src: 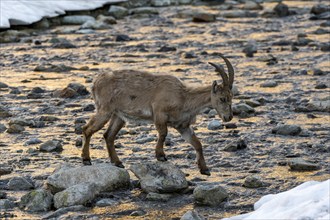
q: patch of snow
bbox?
[0,0,125,28]
[223,179,330,220]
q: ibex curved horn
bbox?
[218,53,234,89]
[208,62,229,88]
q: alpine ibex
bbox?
[82,54,234,176]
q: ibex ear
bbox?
[212,81,218,94]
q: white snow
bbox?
[223,179,330,220]
[0,0,125,28]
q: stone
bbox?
[129,7,159,15]
[151,0,171,7]
[288,158,321,171]
[54,182,98,209]
[243,175,264,188]
[260,81,278,88]
[95,198,117,207]
[207,109,217,118]
[115,34,131,42]
[181,210,205,220]
[53,88,79,99]
[0,199,15,210]
[192,13,216,22]
[146,192,172,202]
[9,118,33,127]
[0,106,12,118]
[311,4,330,15]
[34,64,76,72]
[315,83,327,89]
[0,124,7,133]
[306,99,330,112]
[274,3,290,17]
[42,205,88,219]
[0,30,29,43]
[272,124,302,136]
[67,83,89,96]
[320,43,330,52]
[221,10,258,18]
[7,176,34,190]
[312,69,326,76]
[244,1,263,10]
[0,82,8,88]
[97,15,116,25]
[0,165,12,175]
[158,46,176,52]
[52,39,77,49]
[81,20,111,30]
[243,42,257,57]
[224,139,247,152]
[40,140,63,152]
[46,164,130,193]
[6,124,25,134]
[232,103,255,115]
[193,185,228,206]
[245,100,261,107]
[61,15,95,25]
[24,138,42,146]
[19,189,53,212]
[130,161,188,193]
[207,120,223,130]
[108,5,128,19]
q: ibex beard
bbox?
[81,54,234,176]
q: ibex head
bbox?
[209,54,234,122]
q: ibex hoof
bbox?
[82,159,92,166]
[115,162,125,168]
[156,156,168,162]
[200,169,211,176]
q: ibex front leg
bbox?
[177,127,210,176]
[154,113,168,162]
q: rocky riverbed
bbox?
[0,0,329,219]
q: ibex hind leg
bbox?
[81,111,112,165]
[104,114,125,168]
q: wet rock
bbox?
[193,185,228,206]
[151,0,171,7]
[34,64,76,73]
[320,43,330,52]
[192,13,216,22]
[243,175,265,188]
[0,199,15,210]
[19,189,53,212]
[6,124,25,134]
[274,2,290,17]
[0,82,8,88]
[0,124,7,133]
[24,138,42,146]
[311,4,330,15]
[0,165,12,176]
[146,192,172,202]
[242,42,257,57]
[0,106,12,118]
[54,182,98,209]
[130,161,188,193]
[288,158,321,171]
[221,10,258,18]
[46,164,130,193]
[244,1,263,10]
[207,120,223,130]
[260,81,278,88]
[224,139,247,152]
[39,140,63,152]
[129,7,159,15]
[272,124,302,136]
[108,5,129,19]
[7,177,34,190]
[181,210,205,220]
[232,103,255,115]
[95,198,117,207]
[158,46,176,52]
[42,205,88,219]
[315,83,327,89]
[61,15,95,25]
[115,34,131,42]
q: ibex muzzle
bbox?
[81,54,235,176]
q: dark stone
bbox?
[274,3,290,17]
[320,43,330,52]
[315,83,327,89]
[83,104,95,111]
[158,46,177,52]
[34,64,76,72]
[115,34,131,42]
[311,4,330,15]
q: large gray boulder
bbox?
[19,189,53,212]
[130,161,188,193]
[7,176,34,190]
[181,210,205,220]
[193,185,228,206]
[54,182,98,209]
[61,15,95,25]
[46,164,130,193]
